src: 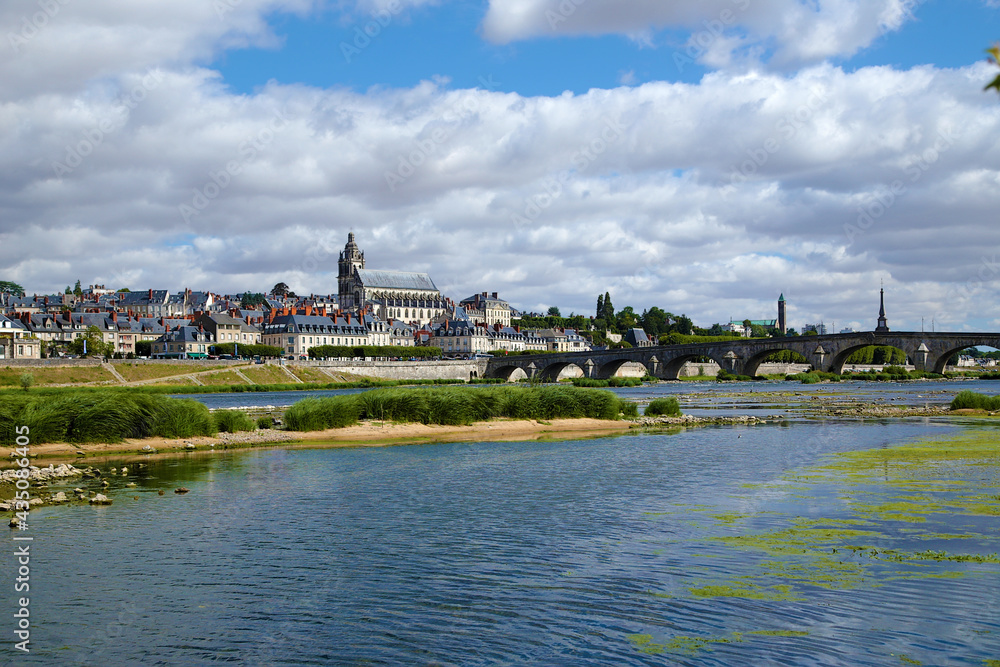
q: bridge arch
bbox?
[597,359,648,379]
[488,365,528,382]
[661,353,728,380]
[831,343,909,375]
[743,348,812,378]
[930,342,1000,374]
[538,361,585,382]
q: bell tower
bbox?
[338,233,365,309]
[875,288,889,332]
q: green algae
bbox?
[626,634,665,655]
[689,581,804,601]
[897,654,922,665]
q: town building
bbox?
[261,312,369,358]
[0,314,41,359]
[151,326,215,359]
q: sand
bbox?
[4,418,635,466]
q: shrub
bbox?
[645,397,681,417]
[256,415,273,429]
[951,391,1000,411]
[214,409,256,433]
[19,373,34,391]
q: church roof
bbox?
[356,269,437,292]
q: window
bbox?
[288,337,294,345]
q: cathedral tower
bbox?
[338,233,365,309]
[777,293,786,334]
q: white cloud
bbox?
[481,0,918,69]
[2,0,1000,331]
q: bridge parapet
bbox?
[483,332,1000,380]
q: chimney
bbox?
[305,304,313,316]
[148,289,153,301]
[111,311,118,322]
[320,305,327,317]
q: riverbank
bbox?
[2,418,636,467]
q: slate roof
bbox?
[357,270,437,292]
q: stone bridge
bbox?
[484,332,1000,381]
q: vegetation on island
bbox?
[283,385,639,431]
[950,391,1000,412]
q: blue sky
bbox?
[213,0,1000,96]
[2,0,1000,331]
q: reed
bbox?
[213,409,256,433]
[644,397,681,417]
[951,390,1000,411]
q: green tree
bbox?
[986,43,1000,94]
[547,306,561,317]
[240,292,267,309]
[640,307,669,337]
[615,306,637,332]
[596,294,604,319]
[135,341,152,357]
[69,325,111,357]
[73,280,83,296]
[65,286,72,294]
[0,281,25,298]
[673,314,694,335]
[601,292,615,322]
[271,282,290,297]
[19,373,34,391]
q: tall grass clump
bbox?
[645,397,681,417]
[0,391,217,444]
[149,398,217,439]
[283,396,361,432]
[214,409,256,433]
[951,391,1000,411]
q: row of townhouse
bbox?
[425,321,598,356]
[0,314,41,359]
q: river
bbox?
[3,381,999,664]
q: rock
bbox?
[111,468,117,473]
[9,516,20,528]
[157,490,165,496]
[184,443,196,450]
[89,494,112,505]
[73,488,85,494]
[100,480,110,488]
[27,498,44,507]
[174,487,190,494]
[0,501,11,511]
[51,492,68,503]
[76,451,86,456]
[125,482,137,487]
[120,467,128,476]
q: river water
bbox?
[4,382,1000,665]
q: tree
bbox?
[73,280,83,296]
[117,288,131,293]
[271,282,290,297]
[547,306,561,317]
[986,43,1000,94]
[240,292,267,309]
[596,294,604,319]
[616,306,638,332]
[136,341,152,357]
[19,373,34,391]
[0,281,25,298]
[65,286,72,294]
[69,325,111,357]
[601,292,615,322]
[674,314,694,336]
[640,307,669,337]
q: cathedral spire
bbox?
[875,287,889,332]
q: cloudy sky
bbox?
[2,0,999,332]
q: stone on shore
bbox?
[89,494,112,505]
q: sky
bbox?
[1,0,999,333]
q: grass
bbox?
[282,385,639,432]
[645,397,681,417]
[0,389,216,444]
[570,377,644,388]
[112,362,227,382]
[198,370,251,386]
[285,365,333,383]
[950,390,1000,411]
[213,409,256,433]
[0,365,115,386]
[241,365,294,384]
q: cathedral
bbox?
[337,233,449,326]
